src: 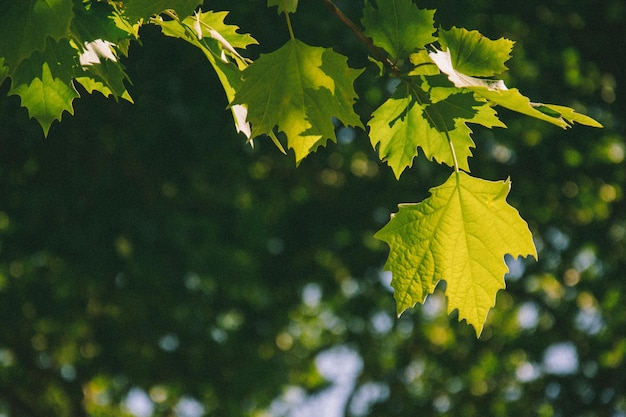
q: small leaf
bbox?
[10,62,79,136]
[375,171,537,336]
[536,104,603,128]
[155,11,257,139]
[368,80,503,178]
[232,39,363,162]
[121,0,202,22]
[267,0,299,14]
[438,26,514,77]
[362,0,436,60]
[429,49,602,128]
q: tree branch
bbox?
[320,0,399,75]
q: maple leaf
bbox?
[375,171,537,336]
[0,0,74,71]
[121,0,202,22]
[362,0,436,61]
[155,11,258,139]
[10,62,78,136]
[438,26,514,77]
[267,0,299,14]
[368,80,504,178]
[232,39,364,162]
[429,48,603,129]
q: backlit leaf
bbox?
[267,0,299,14]
[368,80,504,178]
[10,62,78,136]
[375,171,537,336]
[438,26,514,77]
[362,0,435,61]
[232,39,363,162]
[121,0,202,22]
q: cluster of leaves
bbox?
[0,0,601,335]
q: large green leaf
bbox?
[376,171,537,336]
[232,39,363,162]
[362,0,435,61]
[368,80,504,178]
[0,0,74,71]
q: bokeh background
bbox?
[0,0,624,416]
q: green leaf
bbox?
[71,1,131,45]
[0,0,74,71]
[0,58,8,85]
[77,58,133,102]
[535,104,603,128]
[375,171,537,336]
[438,26,514,77]
[429,48,603,128]
[267,0,299,14]
[121,0,202,22]
[10,62,79,136]
[154,11,257,138]
[232,39,363,162]
[362,0,436,61]
[368,80,504,178]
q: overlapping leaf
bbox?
[375,171,537,336]
[438,27,514,77]
[362,0,435,61]
[368,79,504,178]
[429,41,602,128]
[0,0,74,71]
[155,10,257,138]
[120,0,202,22]
[267,0,299,14]
[232,39,363,162]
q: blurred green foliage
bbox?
[0,1,624,416]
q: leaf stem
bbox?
[446,131,460,173]
[319,0,399,75]
[284,9,296,40]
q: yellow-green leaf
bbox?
[232,39,363,162]
[10,62,79,136]
[375,171,537,336]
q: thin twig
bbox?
[319,0,399,75]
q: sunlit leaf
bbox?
[232,39,363,162]
[375,171,537,336]
[438,26,514,77]
[267,0,299,14]
[10,62,78,136]
[362,0,435,60]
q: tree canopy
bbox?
[0,1,624,416]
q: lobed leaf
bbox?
[120,0,203,22]
[362,0,435,61]
[0,0,74,71]
[429,48,603,128]
[232,39,363,162]
[10,62,79,136]
[438,26,514,77]
[267,0,299,14]
[375,171,537,336]
[368,79,504,178]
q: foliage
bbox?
[0,0,602,337]
[3,0,621,415]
